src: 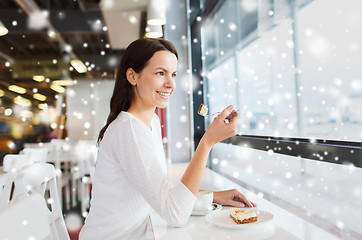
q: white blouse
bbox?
[79,111,196,240]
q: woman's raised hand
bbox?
[203,105,240,147]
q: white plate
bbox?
[206,209,273,229]
[191,203,222,216]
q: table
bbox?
[0,166,6,188]
[150,163,340,240]
[0,166,7,186]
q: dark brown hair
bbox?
[97,38,178,142]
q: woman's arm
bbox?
[180,137,213,195]
[181,105,239,195]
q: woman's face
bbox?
[130,50,177,109]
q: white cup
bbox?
[192,190,214,212]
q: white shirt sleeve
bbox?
[108,117,196,227]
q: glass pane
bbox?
[237,19,298,136]
[206,57,238,120]
[239,0,258,39]
[215,0,240,55]
[201,0,240,70]
[201,21,217,69]
[297,0,362,141]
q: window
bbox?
[236,19,297,137]
[297,0,362,141]
[193,0,362,238]
[202,0,362,141]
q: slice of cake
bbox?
[230,207,258,224]
[198,104,208,116]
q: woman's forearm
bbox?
[181,137,213,196]
[181,105,239,196]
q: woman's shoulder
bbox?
[111,111,137,129]
[102,112,144,142]
[111,111,153,132]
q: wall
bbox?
[66,80,114,140]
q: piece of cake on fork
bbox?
[198,104,209,116]
[230,207,258,224]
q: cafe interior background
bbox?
[0,0,361,239]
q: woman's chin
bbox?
[156,102,168,109]
[157,105,168,109]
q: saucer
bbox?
[206,209,273,229]
[191,203,222,216]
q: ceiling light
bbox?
[8,85,26,94]
[145,24,163,38]
[38,103,48,110]
[47,29,56,38]
[50,84,65,93]
[33,93,46,101]
[52,80,74,86]
[14,96,31,107]
[0,89,4,97]
[147,0,166,25]
[4,108,12,116]
[28,10,48,30]
[20,110,33,119]
[70,59,87,73]
[53,69,74,86]
[64,44,72,53]
[33,75,45,82]
[0,21,8,36]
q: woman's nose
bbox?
[164,75,176,88]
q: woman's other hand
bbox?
[203,105,240,146]
[213,189,257,208]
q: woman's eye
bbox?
[157,72,164,76]
[172,73,177,78]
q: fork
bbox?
[201,110,240,117]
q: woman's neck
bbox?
[127,105,155,130]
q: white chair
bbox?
[23,142,54,149]
[0,154,29,211]
[73,140,97,217]
[21,147,49,163]
[14,162,70,240]
[23,141,72,211]
[0,194,51,240]
[22,146,70,210]
[50,139,73,210]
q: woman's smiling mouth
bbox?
[157,91,171,99]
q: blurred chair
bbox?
[23,142,54,149]
[50,139,73,210]
[14,162,70,240]
[0,154,29,211]
[23,140,72,211]
[21,147,49,163]
[72,140,97,217]
[0,194,51,240]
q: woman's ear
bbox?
[126,68,137,86]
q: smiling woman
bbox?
[79,38,254,239]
